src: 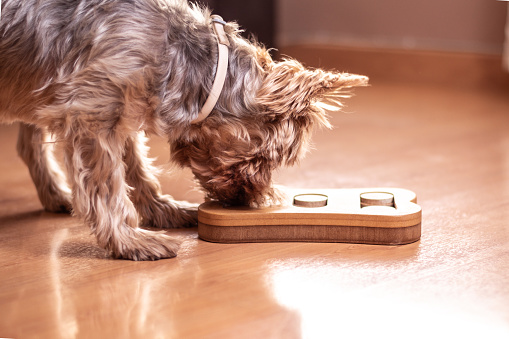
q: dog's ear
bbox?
[256,59,368,125]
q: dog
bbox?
[0,0,368,260]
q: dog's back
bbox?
[0,0,201,125]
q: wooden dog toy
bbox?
[198,188,421,245]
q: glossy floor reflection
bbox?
[2,71,509,337]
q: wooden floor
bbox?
[1,46,509,338]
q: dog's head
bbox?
[171,23,368,207]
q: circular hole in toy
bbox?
[293,194,328,208]
[360,192,395,208]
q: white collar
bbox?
[191,15,230,124]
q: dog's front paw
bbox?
[140,195,198,229]
[110,229,181,261]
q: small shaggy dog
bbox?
[0,0,368,260]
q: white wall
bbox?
[277,0,508,55]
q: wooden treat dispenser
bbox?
[198,188,421,245]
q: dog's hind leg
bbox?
[16,123,72,212]
[124,132,198,229]
[64,128,180,260]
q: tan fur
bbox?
[0,0,368,260]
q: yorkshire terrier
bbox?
[0,0,368,260]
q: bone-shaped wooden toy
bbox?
[197,188,421,245]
